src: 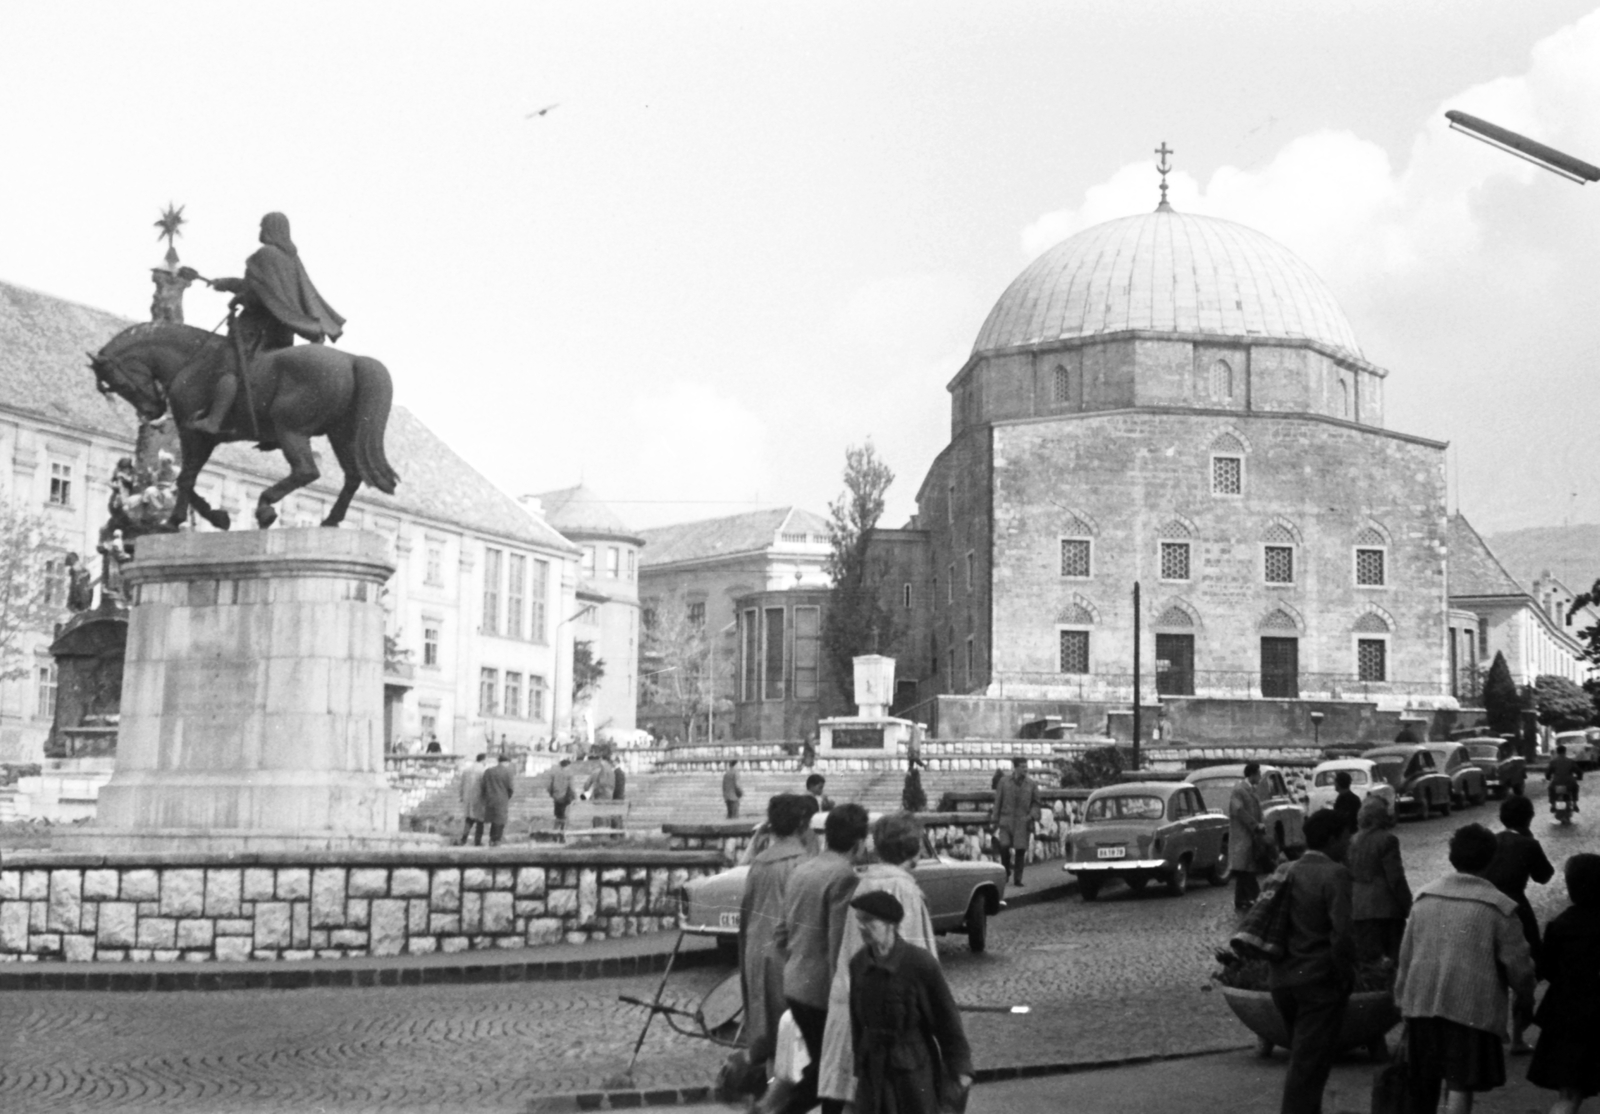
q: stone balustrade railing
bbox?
[0,847,722,964]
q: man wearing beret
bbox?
[848,890,973,1114]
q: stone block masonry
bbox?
[0,847,720,964]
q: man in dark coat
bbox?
[480,755,516,845]
[1548,744,1583,812]
[547,758,575,830]
[1228,763,1268,910]
[1270,809,1356,1114]
[1331,771,1362,833]
[1485,792,1555,1051]
[847,889,972,1114]
[990,756,1040,886]
[196,212,346,435]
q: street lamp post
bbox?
[1446,110,1600,183]
[1310,710,1325,751]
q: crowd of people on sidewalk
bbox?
[1222,776,1600,1114]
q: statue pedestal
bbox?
[80,530,410,852]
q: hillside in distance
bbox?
[1483,524,1600,594]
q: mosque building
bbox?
[876,172,1472,744]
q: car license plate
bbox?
[719,912,740,928]
[1096,846,1126,859]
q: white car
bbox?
[1306,758,1395,815]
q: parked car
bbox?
[1423,743,1488,808]
[1186,764,1307,856]
[1305,758,1396,815]
[678,836,1008,954]
[1363,745,1453,819]
[1462,738,1526,799]
[1063,781,1230,901]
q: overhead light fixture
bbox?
[1445,110,1600,185]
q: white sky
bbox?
[4,2,1600,534]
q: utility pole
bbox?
[1131,582,1141,772]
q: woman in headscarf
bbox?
[1347,795,1411,963]
[817,812,939,1109]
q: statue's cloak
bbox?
[242,214,345,343]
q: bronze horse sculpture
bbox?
[88,323,399,531]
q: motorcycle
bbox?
[1552,782,1575,826]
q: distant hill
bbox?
[1482,525,1600,594]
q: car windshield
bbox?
[1087,795,1165,822]
[1313,769,1368,787]
[1466,745,1501,760]
[1190,780,1233,812]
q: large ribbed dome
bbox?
[973,209,1363,361]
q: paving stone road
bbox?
[0,795,1588,1113]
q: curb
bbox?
[0,939,725,992]
[525,1044,1255,1111]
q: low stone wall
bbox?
[0,847,722,964]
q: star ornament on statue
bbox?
[525,103,560,119]
[154,203,186,248]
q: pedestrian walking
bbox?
[1527,853,1600,1114]
[723,759,744,819]
[800,733,817,770]
[846,889,973,1114]
[773,803,869,1114]
[1347,795,1410,964]
[901,762,927,813]
[1270,809,1357,1114]
[739,794,818,1069]
[1331,771,1361,833]
[1485,793,1554,1051]
[458,753,488,846]
[1396,823,1536,1114]
[805,773,835,813]
[547,758,575,830]
[586,755,617,829]
[480,754,516,846]
[818,812,942,1111]
[990,756,1040,886]
[1228,762,1269,910]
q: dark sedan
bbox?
[1364,744,1453,818]
[1464,739,1526,799]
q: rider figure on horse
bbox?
[193,212,345,435]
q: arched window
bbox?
[1211,360,1233,401]
[1339,379,1351,418]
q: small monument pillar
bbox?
[77,529,406,851]
[818,653,916,758]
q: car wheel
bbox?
[1127,875,1149,894]
[1439,794,1452,816]
[965,895,988,953]
[1079,877,1102,902]
[1210,838,1232,886]
[1166,859,1189,897]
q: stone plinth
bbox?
[817,715,916,756]
[88,530,402,849]
[852,654,896,719]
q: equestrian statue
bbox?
[87,212,399,531]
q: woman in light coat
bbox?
[1227,763,1267,910]
[1347,795,1410,962]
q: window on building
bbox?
[1053,365,1083,406]
[529,675,547,721]
[506,554,526,640]
[965,551,975,590]
[1355,548,1386,586]
[1264,546,1295,585]
[530,559,549,643]
[763,607,786,701]
[1339,379,1351,419]
[1059,630,1090,675]
[1060,538,1092,578]
[643,607,658,635]
[605,547,619,578]
[422,624,440,668]
[1155,633,1195,696]
[741,608,759,701]
[903,583,912,609]
[793,605,820,700]
[1357,639,1387,682]
[425,543,444,586]
[626,550,636,580]
[43,556,66,608]
[1210,360,1233,400]
[580,547,595,575]
[419,707,438,740]
[1159,541,1191,582]
[478,668,498,715]
[947,646,957,686]
[482,547,502,635]
[688,601,706,629]
[947,483,955,524]
[503,671,523,719]
[36,661,57,719]
[1479,626,1488,658]
[1212,456,1242,495]
[1260,637,1299,698]
[965,637,975,689]
[48,462,72,507]
[947,564,955,604]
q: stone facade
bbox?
[0,848,721,963]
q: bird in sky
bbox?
[525,103,560,119]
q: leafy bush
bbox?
[1058,745,1126,788]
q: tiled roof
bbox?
[1447,513,1526,599]
[0,278,572,553]
[973,209,1365,362]
[534,485,642,543]
[639,506,830,567]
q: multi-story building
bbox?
[0,278,579,762]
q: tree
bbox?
[0,496,61,682]
[572,640,606,702]
[822,442,897,710]
[639,593,731,743]
[1481,651,1522,736]
[1534,674,1593,730]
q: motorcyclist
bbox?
[1547,744,1582,813]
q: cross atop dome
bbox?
[1155,142,1174,211]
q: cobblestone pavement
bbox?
[0,796,1586,1113]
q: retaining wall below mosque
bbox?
[0,847,722,964]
